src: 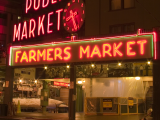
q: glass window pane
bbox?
[124,24,135,32]
[124,0,134,8]
[111,0,122,10]
[111,26,122,34]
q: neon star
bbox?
[66,10,78,31]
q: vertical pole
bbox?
[90,78,92,97]
[4,43,14,104]
[90,68,92,97]
[153,59,160,120]
[3,66,14,104]
[69,64,76,120]
[153,30,160,120]
[41,80,49,114]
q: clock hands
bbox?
[66,10,78,31]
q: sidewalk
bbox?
[0,112,145,120]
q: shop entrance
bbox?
[6,31,156,120]
[13,66,70,114]
[75,61,153,115]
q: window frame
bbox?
[109,0,135,11]
[109,22,135,35]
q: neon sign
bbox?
[13,0,85,42]
[13,9,63,42]
[26,0,61,13]
[54,81,69,87]
[10,33,154,66]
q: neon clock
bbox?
[63,0,85,33]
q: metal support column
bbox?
[69,64,76,120]
[41,80,49,114]
[153,59,160,120]
[153,30,160,120]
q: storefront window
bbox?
[13,67,69,112]
[76,62,153,114]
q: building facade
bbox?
[1,0,160,120]
[0,0,20,103]
[85,0,160,37]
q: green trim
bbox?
[12,34,153,49]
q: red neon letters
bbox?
[29,50,36,62]
[37,49,46,61]
[13,23,21,41]
[137,40,147,55]
[51,0,57,4]
[38,15,45,36]
[56,9,63,31]
[90,45,101,58]
[103,44,112,57]
[80,40,147,59]
[64,47,71,60]
[80,46,90,58]
[47,49,54,61]
[127,41,136,56]
[29,19,36,38]
[26,0,32,13]
[54,81,69,87]
[15,47,71,63]
[15,51,21,63]
[42,0,49,8]
[34,0,40,10]
[47,12,54,33]
[113,42,123,57]
[20,52,29,62]
[13,9,64,41]
[21,21,28,40]
[13,40,149,65]
[26,0,60,13]
[55,48,62,60]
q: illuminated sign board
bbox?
[54,81,69,87]
[13,0,85,42]
[9,33,155,66]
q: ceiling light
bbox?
[148,61,151,65]
[91,64,94,67]
[67,65,70,68]
[135,77,140,80]
[78,81,82,84]
[118,63,121,66]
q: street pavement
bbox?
[0,112,145,120]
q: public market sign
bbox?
[13,0,85,42]
[9,33,154,66]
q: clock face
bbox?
[63,0,85,33]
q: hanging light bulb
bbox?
[118,63,121,66]
[147,61,151,65]
[44,66,47,70]
[91,64,95,67]
[67,65,70,68]
[19,80,22,83]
